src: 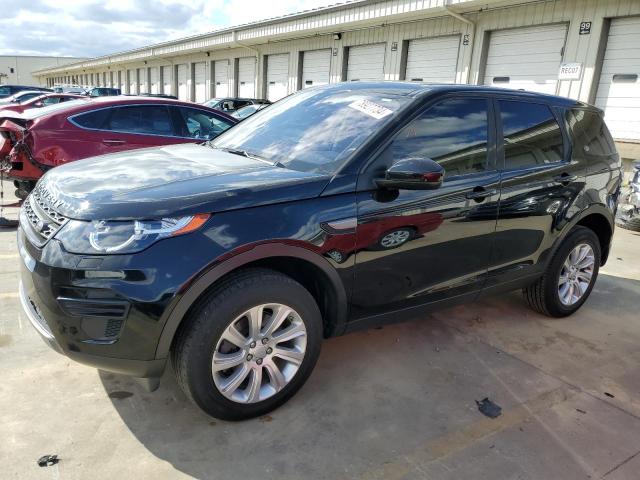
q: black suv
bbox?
[18,83,621,420]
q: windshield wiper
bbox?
[214,146,285,168]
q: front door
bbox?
[351,96,500,321]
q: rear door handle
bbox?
[553,173,577,185]
[465,188,497,200]
[102,139,126,146]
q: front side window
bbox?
[500,100,564,169]
[175,107,234,139]
[211,88,411,174]
[107,105,173,136]
[386,97,491,178]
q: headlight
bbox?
[55,214,210,254]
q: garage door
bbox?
[302,49,331,88]
[595,16,640,141]
[162,66,172,95]
[194,62,207,103]
[238,57,256,97]
[483,24,567,94]
[119,71,126,92]
[128,69,137,94]
[405,35,460,83]
[177,64,188,100]
[150,67,159,94]
[347,44,385,81]
[214,60,229,97]
[266,54,289,101]
[138,68,148,94]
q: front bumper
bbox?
[18,226,170,378]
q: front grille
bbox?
[20,185,68,247]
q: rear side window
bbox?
[499,100,564,169]
[566,109,616,156]
[107,106,173,135]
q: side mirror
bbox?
[375,158,444,190]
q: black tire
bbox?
[171,268,323,420]
[523,226,601,318]
[618,215,640,232]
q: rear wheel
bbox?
[523,226,600,317]
[172,268,322,420]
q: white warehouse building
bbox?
[33,0,640,163]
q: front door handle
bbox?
[102,139,126,146]
[553,173,577,185]
[465,187,497,201]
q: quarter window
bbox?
[566,109,616,156]
[387,98,491,177]
[499,100,564,169]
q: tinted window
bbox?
[566,109,616,156]
[500,100,564,168]
[107,106,173,135]
[175,107,234,139]
[42,97,61,105]
[0,86,10,96]
[388,98,491,177]
[72,108,111,129]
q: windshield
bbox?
[211,88,410,174]
[204,98,222,108]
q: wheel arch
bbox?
[155,243,349,359]
[573,208,614,265]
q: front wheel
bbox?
[523,226,600,317]
[172,268,323,420]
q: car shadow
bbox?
[98,273,640,479]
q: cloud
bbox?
[0,0,334,58]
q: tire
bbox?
[523,226,601,318]
[172,268,323,420]
[618,215,640,232]
[375,227,415,250]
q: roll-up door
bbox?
[128,69,137,94]
[238,57,256,97]
[214,60,229,97]
[405,35,460,83]
[302,49,331,88]
[595,16,640,141]
[119,71,126,92]
[266,54,289,101]
[138,68,148,94]
[194,62,207,103]
[347,44,385,81]
[177,64,188,100]
[483,24,567,94]
[150,67,159,94]
[162,66,172,95]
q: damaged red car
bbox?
[0,97,237,198]
[0,92,87,115]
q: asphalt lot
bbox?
[1,187,639,479]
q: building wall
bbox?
[35,0,640,160]
[0,56,86,87]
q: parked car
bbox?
[0,85,52,99]
[616,161,640,231]
[1,96,237,198]
[231,103,269,120]
[203,97,270,113]
[18,82,621,420]
[0,90,48,105]
[86,87,121,97]
[137,93,179,100]
[0,93,86,114]
[52,85,86,94]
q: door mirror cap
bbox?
[375,158,444,190]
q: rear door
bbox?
[352,96,499,321]
[484,97,583,289]
[69,104,179,158]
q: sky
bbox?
[0,0,336,58]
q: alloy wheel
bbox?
[211,303,307,404]
[558,243,595,306]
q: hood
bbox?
[39,143,331,220]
